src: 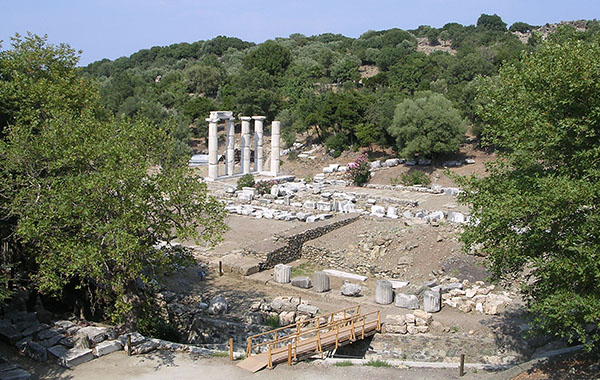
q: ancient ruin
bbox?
[205,111,280,180]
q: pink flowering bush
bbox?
[347,153,371,186]
[255,179,278,195]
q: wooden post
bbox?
[267,344,273,369]
[246,338,252,358]
[287,344,292,366]
[219,260,223,276]
[294,336,298,360]
[459,353,465,376]
[335,325,339,349]
[127,335,131,356]
[376,311,381,331]
[357,304,361,315]
[362,317,365,339]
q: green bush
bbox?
[287,150,298,161]
[236,174,255,190]
[265,315,280,328]
[400,171,431,186]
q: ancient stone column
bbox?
[313,272,330,293]
[271,120,280,176]
[273,264,291,284]
[423,290,441,313]
[241,116,252,174]
[225,119,235,176]
[252,116,266,172]
[206,117,218,179]
[375,280,393,304]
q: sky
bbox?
[2,0,599,66]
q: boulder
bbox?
[208,295,228,315]
[340,283,361,297]
[291,277,312,289]
[395,293,419,309]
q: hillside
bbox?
[81,15,599,161]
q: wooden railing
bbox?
[245,305,381,369]
[246,305,361,357]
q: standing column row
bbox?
[205,113,280,178]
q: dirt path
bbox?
[11,348,481,380]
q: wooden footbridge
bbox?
[236,305,381,372]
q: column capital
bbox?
[205,118,218,123]
[252,116,266,121]
[240,116,252,121]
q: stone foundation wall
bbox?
[250,215,359,269]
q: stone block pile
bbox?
[384,310,443,335]
[249,296,321,327]
[0,311,125,369]
[392,277,515,315]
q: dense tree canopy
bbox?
[388,92,467,158]
[0,34,226,322]
[459,29,600,348]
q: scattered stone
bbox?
[208,295,228,315]
[423,291,441,313]
[340,283,362,297]
[75,326,108,345]
[0,368,31,380]
[131,340,159,355]
[22,341,47,362]
[291,277,312,289]
[273,264,291,284]
[395,293,419,310]
[375,280,393,305]
[312,272,330,293]
[297,304,319,316]
[278,311,296,326]
[48,346,94,368]
[92,340,122,357]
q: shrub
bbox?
[400,170,431,186]
[364,360,392,367]
[236,174,255,190]
[254,180,277,195]
[346,153,371,186]
[334,361,354,367]
[265,315,280,328]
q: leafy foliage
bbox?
[0,34,227,321]
[400,170,431,186]
[459,30,600,349]
[388,92,466,158]
[236,174,255,190]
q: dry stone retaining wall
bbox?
[246,214,359,270]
